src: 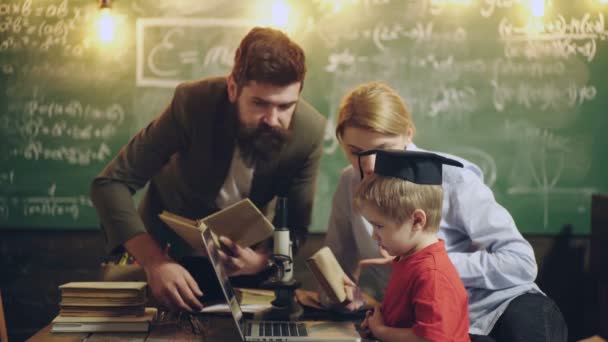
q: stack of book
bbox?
[52,282,156,333]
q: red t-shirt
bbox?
[382,240,470,342]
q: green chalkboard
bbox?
[1,0,607,234]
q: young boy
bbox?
[354,149,470,342]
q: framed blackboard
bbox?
[1,0,606,234]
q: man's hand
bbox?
[144,260,204,312]
[124,233,204,312]
[217,236,269,276]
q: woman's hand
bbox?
[343,274,366,311]
[359,246,395,268]
[317,273,366,311]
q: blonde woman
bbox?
[324,81,566,342]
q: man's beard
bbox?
[237,121,292,168]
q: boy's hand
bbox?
[358,309,374,338]
[367,305,385,336]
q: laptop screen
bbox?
[200,228,246,339]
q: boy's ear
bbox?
[411,209,427,231]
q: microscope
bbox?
[261,197,304,320]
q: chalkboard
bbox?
[1,0,607,234]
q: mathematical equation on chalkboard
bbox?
[0,0,606,231]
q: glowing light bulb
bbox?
[98,7,114,42]
[530,0,545,17]
[271,0,289,29]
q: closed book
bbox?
[59,282,147,299]
[159,198,274,254]
[59,305,145,317]
[306,247,348,305]
[52,321,150,333]
[60,295,146,306]
[52,307,156,333]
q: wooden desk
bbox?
[27,314,370,342]
[27,315,245,342]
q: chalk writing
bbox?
[0,171,15,186]
[500,14,607,61]
[22,100,125,125]
[318,21,466,51]
[1,61,124,82]
[429,86,477,118]
[491,58,566,78]
[136,18,254,88]
[0,0,90,56]
[480,0,518,18]
[5,117,117,140]
[12,141,112,166]
[502,120,597,227]
[22,195,91,220]
[491,81,596,111]
[0,198,7,220]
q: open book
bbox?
[306,247,349,305]
[159,198,274,254]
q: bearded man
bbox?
[90,27,326,311]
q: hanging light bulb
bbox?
[530,0,545,17]
[271,0,289,29]
[98,0,115,42]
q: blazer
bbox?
[90,77,326,259]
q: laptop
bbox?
[199,228,361,342]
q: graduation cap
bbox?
[356,149,464,183]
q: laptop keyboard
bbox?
[254,321,308,337]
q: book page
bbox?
[306,247,347,304]
[202,198,274,247]
[160,198,274,251]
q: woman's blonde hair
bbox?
[336,81,416,141]
[354,174,443,232]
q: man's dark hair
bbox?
[231,27,306,89]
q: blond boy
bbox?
[354,149,470,342]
